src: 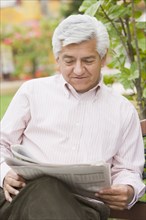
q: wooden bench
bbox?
[109,119,146,220]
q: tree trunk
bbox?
[135,80,146,119]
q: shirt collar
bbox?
[59,73,103,100]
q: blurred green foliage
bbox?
[1,18,59,79]
[79,0,146,119]
[60,0,83,17]
[103,74,116,86]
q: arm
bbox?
[0,82,31,201]
[96,106,145,209]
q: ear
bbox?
[56,57,60,71]
[56,57,59,63]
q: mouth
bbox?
[73,77,87,79]
[71,77,88,85]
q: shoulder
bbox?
[102,84,133,105]
[101,85,140,131]
[19,74,59,92]
[22,74,57,86]
[101,84,137,117]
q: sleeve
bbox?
[111,105,146,208]
[0,81,31,187]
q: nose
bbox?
[73,61,84,76]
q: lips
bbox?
[73,77,87,79]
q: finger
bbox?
[99,198,127,209]
[96,194,122,201]
[6,172,20,181]
[5,176,26,189]
[4,189,12,203]
[103,199,126,207]
[11,173,26,183]
[96,193,128,206]
[98,188,122,196]
[5,183,19,196]
[11,178,26,188]
[6,170,25,184]
[95,192,120,201]
[99,184,127,194]
[18,176,26,183]
[107,204,125,210]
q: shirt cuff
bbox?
[0,162,11,188]
[127,185,146,209]
[127,193,137,209]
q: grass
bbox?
[0,94,14,119]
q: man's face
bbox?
[57,38,105,93]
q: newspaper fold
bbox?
[5,145,111,199]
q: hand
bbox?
[95,184,134,210]
[3,169,26,202]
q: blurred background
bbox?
[0,0,84,118]
[0,0,83,81]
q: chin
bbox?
[76,88,88,93]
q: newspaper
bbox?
[5,145,111,199]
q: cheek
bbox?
[88,66,101,82]
[60,66,73,80]
[60,65,73,74]
[88,65,100,75]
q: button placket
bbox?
[71,100,86,152]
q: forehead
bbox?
[60,39,98,58]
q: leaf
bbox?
[129,62,139,80]
[132,0,142,3]
[138,38,146,52]
[129,70,139,80]
[107,5,130,19]
[103,74,116,85]
[79,0,97,13]
[118,69,133,89]
[143,88,146,98]
[141,70,146,80]
[85,2,102,16]
[136,22,146,30]
[134,10,142,19]
[107,56,120,69]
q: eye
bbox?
[64,59,75,65]
[84,59,95,64]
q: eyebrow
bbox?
[62,55,74,59]
[82,56,96,60]
[62,55,96,60]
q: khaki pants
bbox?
[0,176,109,220]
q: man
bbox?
[0,14,145,220]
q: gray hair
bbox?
[52,14,110,59]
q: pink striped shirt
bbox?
[0,74,145,207]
